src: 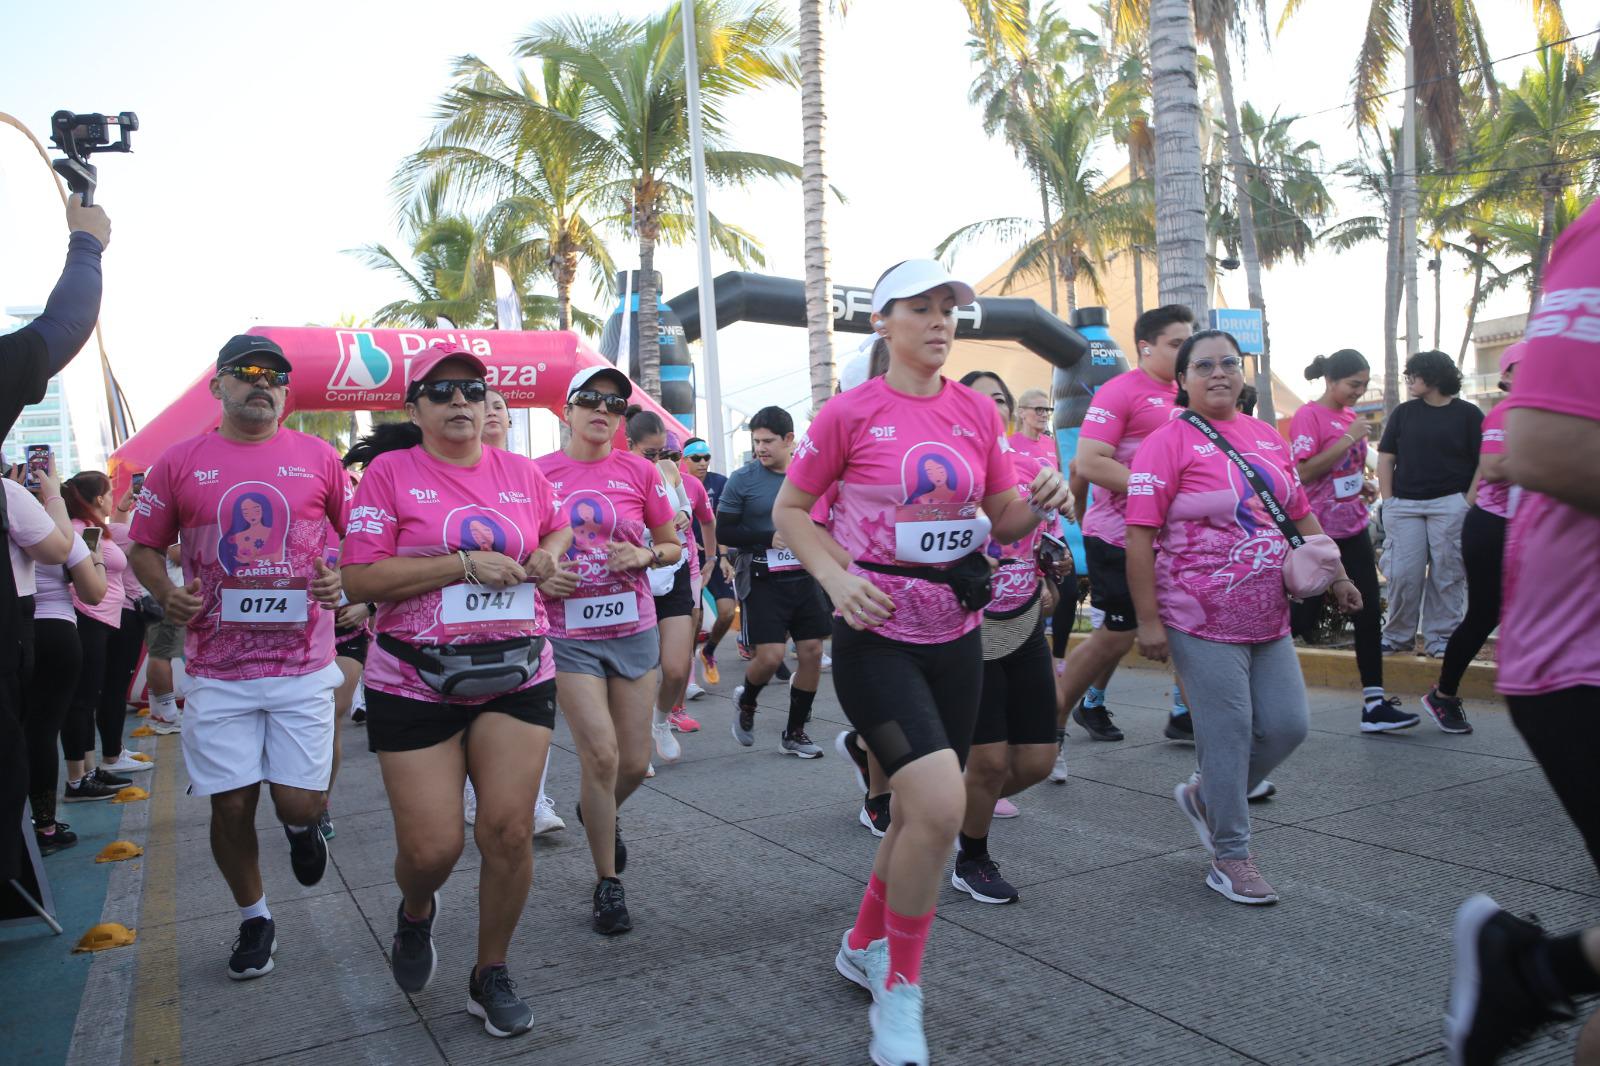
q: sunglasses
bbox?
[409,379,488,404]
[568,389,629,415]
[1189,356,1244,376]
[684,453,711,462]
[223,365,290,387]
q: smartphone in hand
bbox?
[25,445,51,489]
[81,526,103,552]
[131,472,146,495]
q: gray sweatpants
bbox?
[1379,494,1469,653]
[1167,631,1309,860]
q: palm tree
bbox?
[1097,35,1156,318]
[518,2,802,400]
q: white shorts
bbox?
[181,661,342,796]
[1089,606,1106,630]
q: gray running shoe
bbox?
[391,892,439,993]
[467,964,533,1038]
[731,686,755,746]
[780,730,823,759]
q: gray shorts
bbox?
[145,617,185,660]
[550,629,660,681]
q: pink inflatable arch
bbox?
[106,327,689,492]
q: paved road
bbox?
[4,652,1594,1065]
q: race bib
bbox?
[564,592,640,631]
[765,547,802,571]
[440,582,536,633]
[1334,473,1364,500]
[220,577,309,630]
[894,503,992,565]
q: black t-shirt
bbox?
[1378,397,1484,500]
[0,329,50,677]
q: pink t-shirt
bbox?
[1007,431,1061,472]
[130,428,349,681]
[1079,368,1180,547]
[34,530,92,623]
[683,472,714,587]
[1474,405,1515,520]
[986,449,1049,615]
[71,519,126,628]
[1289,402,1370,539]
[5,479,58,598]
[1498,200,1600,696]
[342,445,567,704]
[535,448,675,641]
[1126,412,1311,644]
[787,376,1013,645]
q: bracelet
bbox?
[458,549,480,585]
[42,496,63,506]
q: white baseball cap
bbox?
[566,364,633,400]
[870,259,977,314]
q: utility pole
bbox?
[681,1,730,471]
[1401,44,1420,363]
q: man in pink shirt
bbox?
[1446,200,1600,1065]
[129,335,346,982]
[1056,305,1193,744]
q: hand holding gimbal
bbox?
[49,110,137,207]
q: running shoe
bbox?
[1361,696,1422,733]
[731,688,755,746]
[467,964,534,1038]
[150,714,182,736]
[859,794,891,837]
[820,653,833,672]
[684,682,707,702]
[533,798,565,837]
[34,820,77,855]
[351,706,367,725]
[993,798,1020,818]
[645,762,655,778]
[1445,894,1576,1066]
[463,779,477,826]
[284,824,328,886]
[101,751,153,774]
[652,720,682,763]
[1247,779,1277,803]
[228,916,277,980]
[1163,712,1195,743]
[1071,699,1124,742]
[91,766,131,789]
[592,877,632,935]
[869,980,929,1066]
[318,808,335,840]
[1422,688,1474,734]
[391,892,439,994]
[1049,740,1069,784]
[836,730,870,793]
[700,650,721,685]
[668,706,701,732]
[63,775,118,803]
[835,929,889,1002]
[1207,857,1279,905]
[952,853,1019,904]
[1174,777,1214,855]
[780,730,823,759]
[575,802,627,873]
[737,639,753,661]
[1379,640,1415,655]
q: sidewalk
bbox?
[3,650,1593,1065]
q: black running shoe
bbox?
[228,916,277,980]
[1422,688,1474,734]
[91,766,131,789]
[284,824,328,886]
[836,731,870,793]
[952,852,1019,904]
[1361,696,1421,734]
[391,893,439,994]
[858,793,891,837]
[775,661,792,683]
[1446,895,1576,1065]
[1071,700,1124,742]
[468,964,534,1038]
[1163,712,1195,743]
[592,877,632,935]
[575,803,627,874]
[34,821,77,855]
[350,706,367,725]
[63,775,118,803]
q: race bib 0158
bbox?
[894,503,991,565]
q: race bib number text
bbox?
[441,582,537,633]
[894,504,992,565]
[564,592,641,630]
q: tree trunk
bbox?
[1148,0,1210,319]
[1401,48,1420,363]
[1432,256,1442,350]
[1130,148,1145,318]
[1212,34,1274,424]
[1037,164,1059,315]
[1383,162,1404,414]
[637,229,662,400]
[1457,250,1484,368]
[799,0,835,410]
[1530,184,1558,313]
[1063,254,1079,317]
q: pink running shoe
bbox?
[668,707,701,733]
[993,798,1020,818]
[1207,857,1279,905]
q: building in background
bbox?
[1,305,80,472]
[1467,313,1525,411]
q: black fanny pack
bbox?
[378,633,545,699]
[857,553,994,612]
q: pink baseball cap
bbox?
[406,342,488,390]
[1499,341,1527,376]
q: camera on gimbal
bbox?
[49,110,138,206]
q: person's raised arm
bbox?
[24,197,111,376]
[68,548,107,606]
[1506,408,1600,517]
[1298,421,1371,481]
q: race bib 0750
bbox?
[220,576,309,630]
[894,503,991,565]
[440,582,537,633]
[563,592,641,630]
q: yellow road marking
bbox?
[130,734,181,1066]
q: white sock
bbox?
[536,749,551,807]
[240,895,271,922]
[152,691,178,718]
[1363,687,1385,706]
[285,823,312,835]
[652,707,668,727]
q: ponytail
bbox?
[624,406,664,445]
[343,422,422,469]
[1306,348,1369,382]
[63,471,111,527]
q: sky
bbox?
[4,0,1598,455]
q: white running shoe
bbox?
[150,714,182,736]
[463,779,478,826]
[533,798,566,836]
[652,721,682,763]
[685,681,706,701]
[102,751,153,774]
[1048,743,1069,783]
[645,762,656,779]
[820,653,833,672]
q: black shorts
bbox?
[364,679,557,753]
[334,629,369,664]
[1508,686,1600,875]
[1084,535,1137,631]
[973,619,1058,747]
[653,564,695,620]
[830,620,983,776]
[740,575,831,647]
[705,564,734,602]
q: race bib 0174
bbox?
[220,576,309,630]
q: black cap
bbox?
[217,334,291,372]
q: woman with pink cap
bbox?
[1421,342,1526,734]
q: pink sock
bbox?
[846,874,888,950]
[884,905,935,989]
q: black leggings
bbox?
[1509,687,1600,875]
[26,619,81,822]
[1049,573,1076,658]
[65,608,145,760]
[1291,529,1382,689]
[1437,507,1506,696]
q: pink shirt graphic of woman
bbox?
[459,515,507,554]
[221,492,277,573]
[569,497,611,554]
[908,453,962,504]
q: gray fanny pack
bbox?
[377,633,545,700]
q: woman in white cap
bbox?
[774,259,1070,1066]
[534,367,681,937]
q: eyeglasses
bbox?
[568,389,629,415]
[1021,405,1051,416]
[1190,356,1244,376]
[223,365,289,387]
[410,379,488,404]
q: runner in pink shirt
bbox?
[1125,329,1360,907]
[127,335,346,983]
[535,366,680,940]
[339,343,570,1036]
[774,260,1070,1066]
[1290,349,1419,733]
[1058,304,1193,747]
[1447,199,1600,1066]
